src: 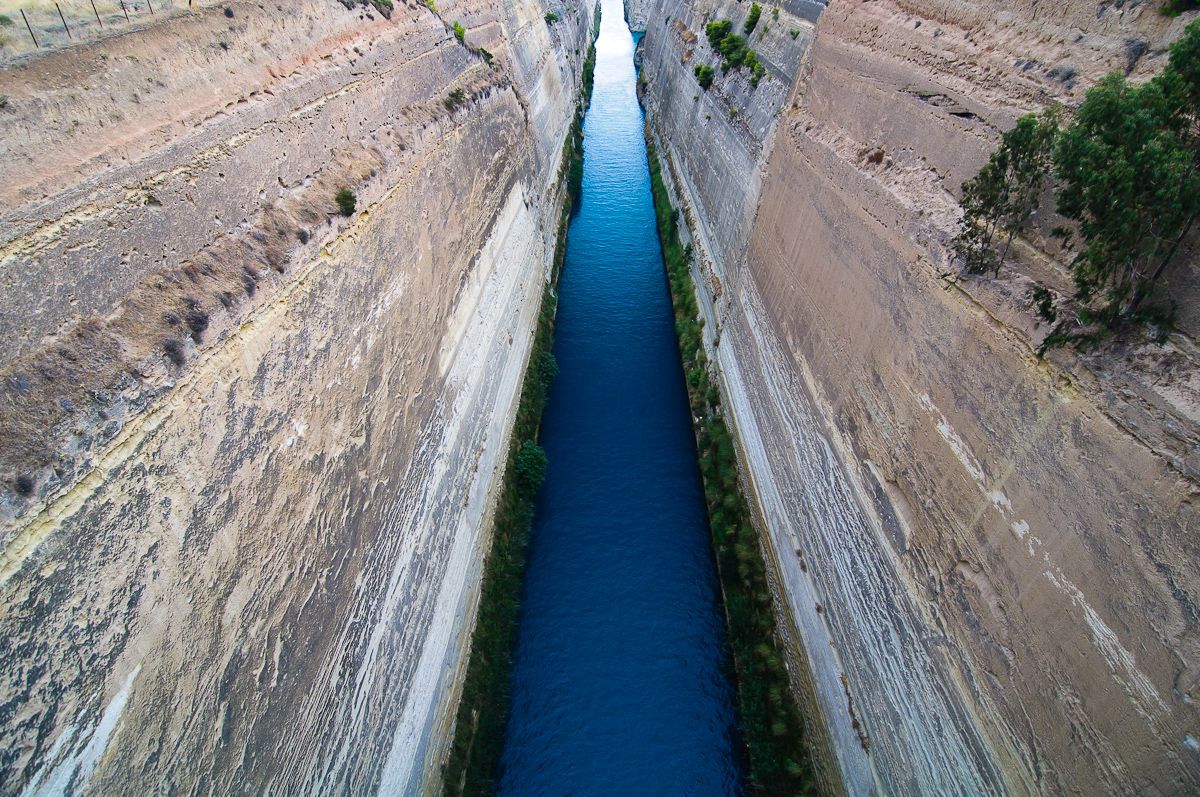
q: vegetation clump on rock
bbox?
[703,17,764,86]
[334,188,356,216]
[1161,0,1199,17]
[955,19,1200,353]
[743,2,762,34]
[444,87,468,111]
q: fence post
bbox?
[91,0,103,27]
[20,8,39,47]
[146,0,154,14]
[120,0,129,20]
[55,2,72,38]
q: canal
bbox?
[496,1,744,793]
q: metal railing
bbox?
[0,0,223,62]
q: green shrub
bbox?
[544,11,559,23]
[453,20,465,42]
[514,441,548,491]
[424,0,437,11]
[0,14,13,25]
[444,87,467,110]
[1161,0,1198,16]
[705,18,749,70]
[581,40,597,105]
[334,188,356,216]
[694,64,715,89]
[705,19,732,48]
[743,2,762,34]
[744,49,766,87]
[789,28,799,39]
[954,108,1060,276]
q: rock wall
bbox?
[641,0,1200,793]
[0,0,594,792]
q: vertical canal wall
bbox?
[0,0,595,792]
[637,0,1200,793]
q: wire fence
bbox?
[0,0,223,61]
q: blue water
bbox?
[496,2,743,794]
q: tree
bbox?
[514,441,547,494]
[743,3,762,34]
[1053,22,1200,330]
[954,19,1200,351]
[954,108,1059,275]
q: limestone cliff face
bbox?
[0,0,593,791]
[641,0,1200,794]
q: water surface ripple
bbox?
[497,2,742,793]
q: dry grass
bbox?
[0,143,382,503]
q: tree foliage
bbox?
[954,19,1200,351]
[704,18,752,73]
[955,109,1059,276]
[1053,35,1200,331]
[743,2,762,34]
[334,188,356,216]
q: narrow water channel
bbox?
[496,1,743,793]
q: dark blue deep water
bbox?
[496,2,743,794]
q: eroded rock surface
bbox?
[0,0,594,791]
[640,0,1200,793]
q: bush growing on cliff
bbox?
[705,18,753,74]
[694,64,715,89]
[582,37,597,107]
[744,49,766,87]
[453,20,466,43]
[444,87,468,111]
[335,188,356,216]
[162,338,185,367]
[1161,0,1198,17]
[514,441,548,492]
[954,108,1060,276]
[544,10,559,23]
[955,18,1200,352]
[743,2,762,34]
[705,19,732,50]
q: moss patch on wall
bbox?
[646,135,815,796]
